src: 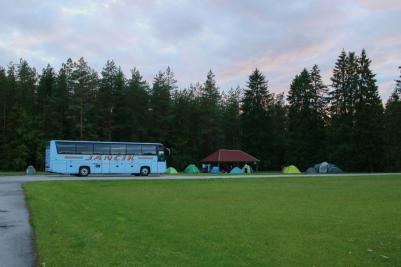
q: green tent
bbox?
[184,164,200,174]
[282,165,301,174]
[166,167,178,174]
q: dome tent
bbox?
[282,165,301,174]
[210,166,220,173]
[318,162,329,173]
[305,167,317,174]
[166,167,178,174]
[312,162,344,174]
[230,167,243,174]
[184,164,200,174]
[242,164,253,174]
[327,165,343,173]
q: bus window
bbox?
[56,142,76,154]
[111,144,126,155]
[142,144,157,155]
[94,143,110,154]
[76,143,94,154]
[127,144,141,155]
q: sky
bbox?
[0,0,400,100]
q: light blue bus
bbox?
[45,140,169,176]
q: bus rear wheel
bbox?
[79,166,90,177]
[140,167,150,176]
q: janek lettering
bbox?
[86,155,138,161]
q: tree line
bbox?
[0,50,400,172]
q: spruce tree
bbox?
[287,69,326,170]
[269,93,288,170]
[1,64,17,169]
[241,69,273,170]
[36,65,56,169]
[120,68,150,141]
[96,60,125,140]
[0,67,8,170]
[52,63,73,139]
[384,66,401,171]
[170,87,198,168]
[68,58,98,139]
[328,51,358,171]
[149,67,176,144]
[221,87,242,149]
[8,60,38,170]
[310,64,329,116]
[353,49,384,171]
[198,70,222,157]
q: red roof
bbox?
[201,149,260,163]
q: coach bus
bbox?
[45,140,169,176]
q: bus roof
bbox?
[51,140,163,146]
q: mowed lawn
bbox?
[25,176,401,266]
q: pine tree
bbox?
[384,66,401,171]
[241,69,273,170]
[353,50,384,171]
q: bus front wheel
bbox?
[140,167,150,176]
[79,166,90,177]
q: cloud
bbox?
[357,0,401,10]
[0,0,399,101]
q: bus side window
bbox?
[94,143,110,154]
[111,144,126,155]
[142,145,157,155]
[76,143,94,154]
[127,144,141,155]
[56,142,76,154]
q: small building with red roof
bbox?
[201,149,259,163]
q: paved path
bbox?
[0,173,400,267]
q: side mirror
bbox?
[165,148,171,157]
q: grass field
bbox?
[25,176,401,266]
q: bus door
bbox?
[110,144,126,174]
[157,145,166,173]
[127,144,141,174]
[109,155,124,173]
[94,143,110,174]
[91,155,103,174]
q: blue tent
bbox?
[230,167,243,174]
[210,166,220,173]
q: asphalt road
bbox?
[0,173,400,267]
